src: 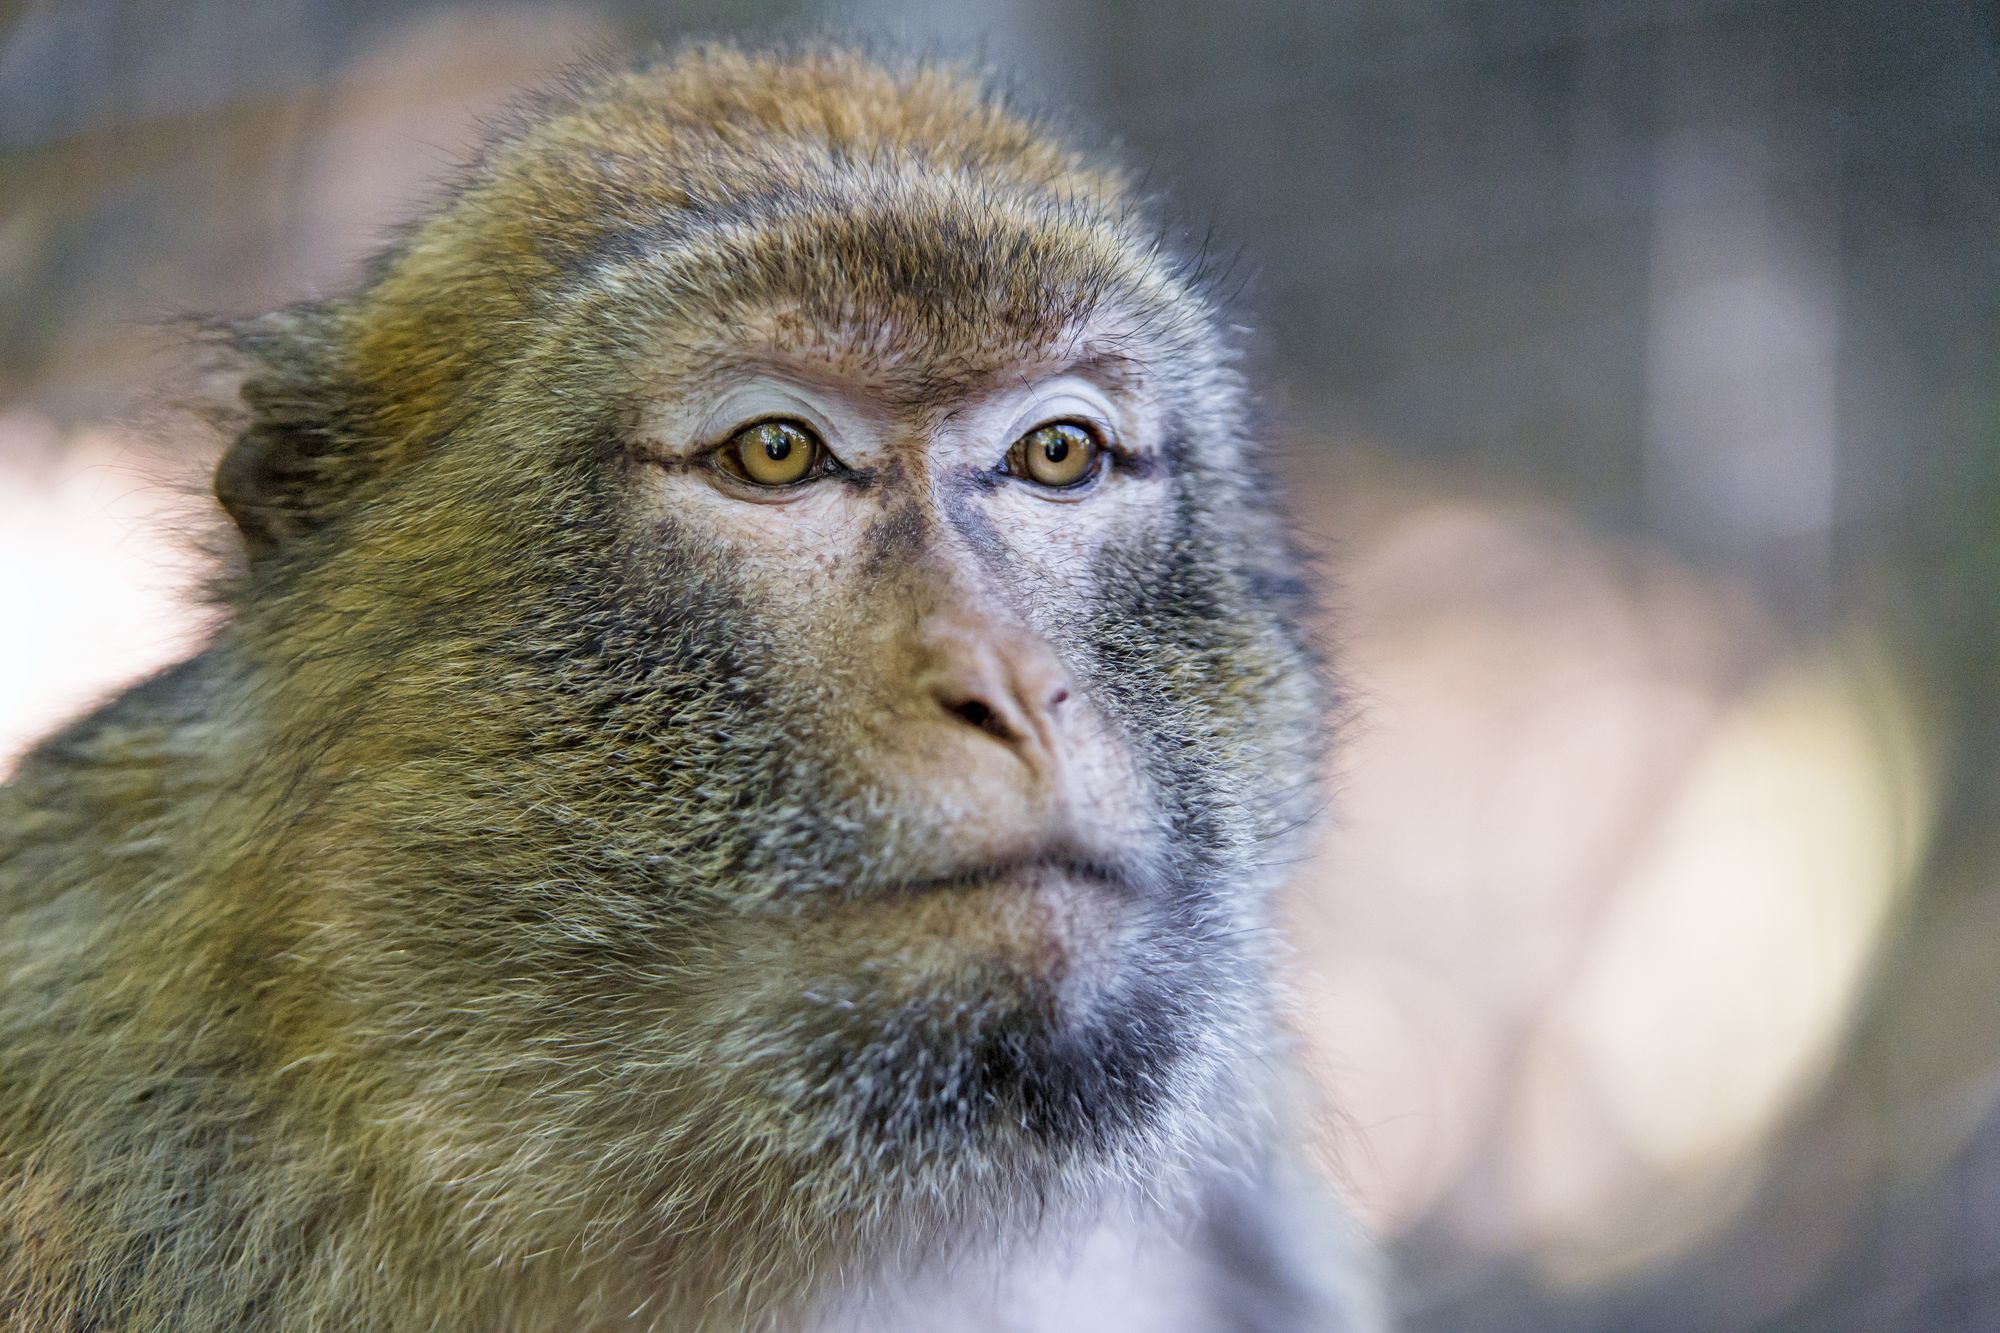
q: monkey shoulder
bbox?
[0,651,241,908]
[0,650,295,1327]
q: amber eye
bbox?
[1015,421,1102,488]
[725,419,821,486]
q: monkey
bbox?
[0,42,1386,1333]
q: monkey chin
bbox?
[703,848,1232,1197]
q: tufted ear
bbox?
[213,305,370,562]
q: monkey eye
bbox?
[1008,421,1104,490]
[715,419,825,487]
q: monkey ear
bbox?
[213,307,364,561]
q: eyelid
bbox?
[700,403,827,446]
[1003,373,1121,424]
[706,412,815,446]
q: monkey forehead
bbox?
[516,44,1137,251]
[568,180,1224,424]
[335,47,1228,453]
[489,43,1156,310]
[518,47,1217,364]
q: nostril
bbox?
[946,695,1017,743]
[1048,687,1070,709]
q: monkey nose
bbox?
[924,629,1074,770]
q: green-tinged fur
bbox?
[0,44,1361,1331]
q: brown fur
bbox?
[0,43,1377,1331]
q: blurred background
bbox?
[2,1,1995,1327]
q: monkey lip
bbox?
[879,849,1143,902]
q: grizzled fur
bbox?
[0,44,1375,1332]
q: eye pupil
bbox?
[764,435,791,462]
[1042,436,1069,464]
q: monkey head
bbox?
[212,44,1326,1296]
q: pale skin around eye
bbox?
[685,374,1122,499]
[628,372,1167,601]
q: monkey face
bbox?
[602,334,1215,1166]
[490,283,1326,1204]
[219,50,1328,1253]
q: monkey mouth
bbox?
[879,848,1145,903]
